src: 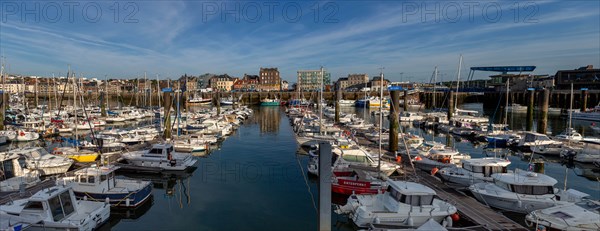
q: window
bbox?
[149,148,162,154]
[88,176,95,183]
[100,175,107,182]
[59,191,75,218]
[512,185,553,195]
[49,196,64,221]
[79,176,87,183]
[23,201,44,210]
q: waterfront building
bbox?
[233,74,259,91]
[210,74,237,92]
[259,67,281,91]
[335,77,349,90]
[370,76,390,92]
[554,65,600,90]
[297,69,331,91]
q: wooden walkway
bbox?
[414,170,528,231]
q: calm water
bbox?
[9,104,598,230]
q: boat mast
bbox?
[455,55,462,111]
[569,82,573,131]
[378,69,384,170]
[504,77,510,125]
[319,66,324,135]
[72,71,79,150]
[433,66,437,109]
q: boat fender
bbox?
[442,216,453,227]
[374,217,380,224]
[451,213,460,222]
[431,167,439,176]
[405,217,413,226]
[517,200,522,208]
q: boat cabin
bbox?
[143,144,174,159]
[4,185,78,222]
[461,158,510,177]
[71,165,117,189]
[492,170,557,196]
[385,181,436,208]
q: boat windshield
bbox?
[49,191,76,221]
[511,185,553,195]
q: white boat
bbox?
[121,143,198,171]
[15,130,39,142]
[10,147,74,176]
[399,112,424,122]
[571,111,600,122]
[561,138,600,163]
[554,127,583,142]
[517,132,563,152]
[59,165,153,207]
[336,180,458,228]
[0,153,40,194]
[531,143,567,156]
[525,199,600,231]
[0,130,17,141]
[469,169,590,213]
[0,184,110,231]
[173,134,216,152]
[308,147,399,177]
[438,158,510,187]
[507,104,528,113]
[338,99,355,106]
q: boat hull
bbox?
[74,183,153,207]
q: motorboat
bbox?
[560,138,600,163]
[336,180,458,228]
[120,143,198,171]
[0,153,40,194]
[525,199,600,231]
[308,147,399,177]
[554,127,583,142]
[174,134,215,152]
[412,150,471,172]
[53,147,99,163]
[469,169,590,214]
[399,112,424,122]
[59,165,153,208]
[0,184,110,231]
[15,130,39,142]
[438,158,510,187]
[517,132,563,152]
[10,147,74,176]
[331,170,387,195]
[338,100,355,106]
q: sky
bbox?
[0,0,599,83]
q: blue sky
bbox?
[0,0,598,83]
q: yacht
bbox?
[120,143,198,171]
[438,158,510,187]
[525,199,600,231]
[59,165,153,208]
[336,180,458,228]
[412,149,471,172]
[0,184,110,231]
[308,147,399,177]
[469,169,590,213]
[10,147,74,176]
[0,153,40,195]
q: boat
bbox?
[516,132,563,152]
[0,184,110,231]
[10,147,74,176]
[525,199,600,231]
[173,134,215,152]
[571,111,600,122]
[412,148,471,172]
[560,138,600,163]
[0,130,17,141]
[0,153,40,194]
[15,130,39,142]
[59,165,153,207]
[438,157,510,187]
[331,170,387,195]
[399,112,424,122]
[120,143,198,171]
[469,169,590,213]
[53,147,100,163]
[188,96,212,104]
[507,104,528,113]
[338,99,355,106]
[531,143,567,156]
[307,146,399,177]
[336,180,458,228]
[260,98,280,106]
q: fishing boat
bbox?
[260,98,280,106]
[469,169,590,213]
[525,199,600,231]
[0,153,40,194]
[336,180,458,228]
[10,147,74,176]
[0,184,110,231]
[120,143,198,171]
[438,157,510,187]
[59,165,153,207]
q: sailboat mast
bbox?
[433,66,437,109]
[378,70,383,170]
[569,82,573,130]
[504,78,510,125]
[455,55,462,111]
[73,72,79,150]
[319,66,324,135]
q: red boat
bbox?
[332,172,387,195]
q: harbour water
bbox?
[5,104,599,230]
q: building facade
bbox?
[370,76,390,92]
[335,77,349,90]
[297,69,331,91]
[232,74,259,91]
[210,74,236,92]
[347,74,369,89]
[554,65,600,90]
[259,67,281,91]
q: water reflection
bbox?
[257,106,281,134]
